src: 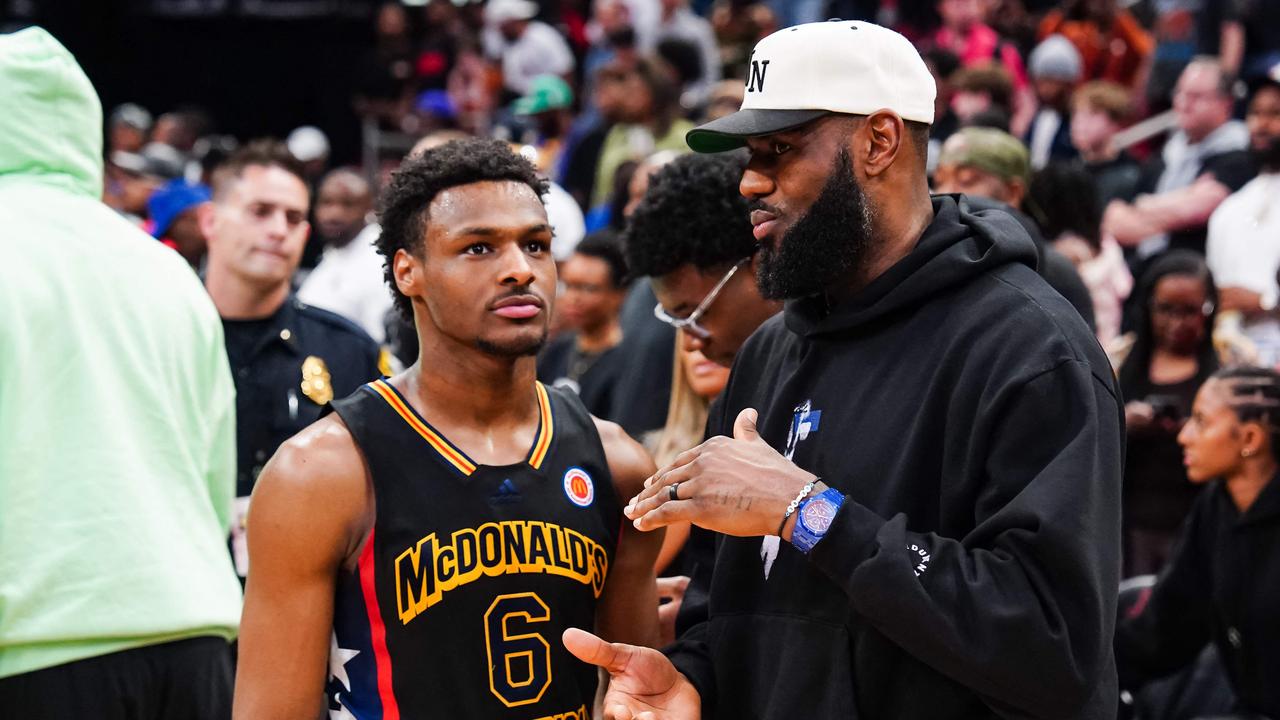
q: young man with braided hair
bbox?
[1118,366,1280,717]
[234,138,661,719]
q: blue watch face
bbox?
[800,495,837,534]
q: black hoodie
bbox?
[667,196,1123,719]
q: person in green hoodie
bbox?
[0,27,242,719]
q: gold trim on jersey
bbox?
[528,382,554,469]
[367,380,555,476]
[394,521,610,625]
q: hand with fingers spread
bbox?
[562,628,700,720]
[624,408,821,539]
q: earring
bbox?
[1242,448,1256,458]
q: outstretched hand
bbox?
[562,628,700,720]
[625,408,817,539]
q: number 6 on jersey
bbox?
[484,593,553,707]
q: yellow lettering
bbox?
[393,534,438,625]
[395,522,610,625]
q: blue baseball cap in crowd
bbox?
[148,179,211,238]
[415,89,457,120]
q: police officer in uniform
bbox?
[198,140,384,578]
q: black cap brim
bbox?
[686,108,830,153]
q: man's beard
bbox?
[475,328,548,358]
[1256,136,1280,172]
[318,225,360,248]
[755,149,875,300]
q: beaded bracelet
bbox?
[777,479,818,536]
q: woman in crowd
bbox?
[649,331,730,575]
[1117,365,1280,718]
[1029,161,1131,344]
[1112,251,1218,576]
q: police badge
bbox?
[300,355,334,405]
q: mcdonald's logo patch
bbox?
[563,467,594,508]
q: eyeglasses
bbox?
[652,258,749,340]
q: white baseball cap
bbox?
[687,20,936,153]
[485,0,539,23]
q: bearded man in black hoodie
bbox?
[563,19,1124,720]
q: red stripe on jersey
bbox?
[359,528,401,719]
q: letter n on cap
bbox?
[747,60,770,93]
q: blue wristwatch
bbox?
[790,487,845,554]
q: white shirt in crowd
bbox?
[1206,173,1280,366]
[484,21,575,96]
[546,180,586,261]
[297,223,392,344]
[1027,108,1062,170]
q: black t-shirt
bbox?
[607,281,676,438]
[1083,152,1143,208]
[1120,374,1203,534]
[1136,149,1259,255]
[537,332,627,421]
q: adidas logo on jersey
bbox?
[489,478,522,505]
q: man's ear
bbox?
[1005,177,1027,209]
[862,111,906,179]
[1241,421,1270,461]
[196,202,218,245]
[393,248,421,299]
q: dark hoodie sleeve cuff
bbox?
[664,621,716,715]
[805,497,888,591]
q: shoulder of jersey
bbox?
[544,381,590,415]
[292,299,379,348]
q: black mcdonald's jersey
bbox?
[327,379,621,720]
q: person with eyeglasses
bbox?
[563,20,1122,719]
[625,152,782,369]
[1112,251,1231,577]
[621,151,784,647]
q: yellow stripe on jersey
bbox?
[529,382,554,469]
[369,380,478,476]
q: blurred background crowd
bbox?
[4,0,1280,716]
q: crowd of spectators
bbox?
[6,0,1280,717]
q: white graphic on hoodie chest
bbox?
[762,400,823,579]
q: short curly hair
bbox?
[377,138,548,320]
[622,151,754,279]
[572,230,629,290]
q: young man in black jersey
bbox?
[234,138,662,719]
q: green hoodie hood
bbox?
[0,27,102,198]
